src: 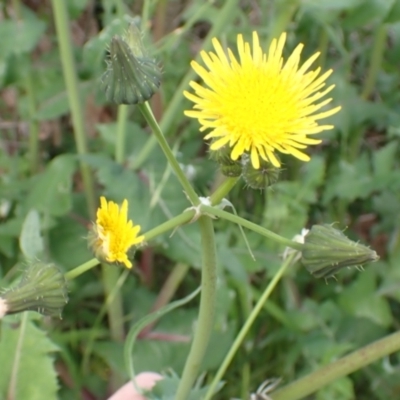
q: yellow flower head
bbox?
[91,196,144,268]
[184,32,341,169]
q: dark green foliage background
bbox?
[1,0,400,399]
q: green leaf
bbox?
[342,0,395,27]
[316,377,354,400]
[338,270,393,327]
[0,16,46,58]
[24,155,76,217]
[19,209,44,260]
[384,0,400,22]
[0,316,59,400]
[124,287,201,380]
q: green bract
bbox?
[102,23,161,105]
[1,262,69,318]
[301,224,379,279]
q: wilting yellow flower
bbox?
[184,32,341,169]
[91,197,144,268]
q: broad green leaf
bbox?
[19,209,44,260]
[342,0,394,27]
[0,17,46,58]
[0,316,59,400]
[316,377,354,400]
[24,155,76,217]
[385,0,400,22]
[338,270,393,327]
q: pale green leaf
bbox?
[0,316,59,400]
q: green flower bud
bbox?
[102,23,161,105]
[0,262,69,318]
[210,144,242,177]
[301,224,379,279]
[242,154,280,189]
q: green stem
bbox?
[361,24,387,100]
[108,101,131,389]
[132,0,238,170]
[347,25,387,163]
[102,263,125,390]
[175,217,217,400]
[138,102,200,205]
[102,264,124,343]
[268,0,299,45]
[25,60,40,174]
[144,210,195,242]
[271,330,400,400]
[51,0,96,217]
[65,258,99,281]
[140,263,189,337]
[318,27,329,70]
[115,105,128,163]
[12,1,39,174]
[210,177,240,205]
[203,254,294,400]
[201,205,304,250]
[114,0,125,18]
[7,312,28,399]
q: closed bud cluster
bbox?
[242,154,280,189]
[0,262,69,318]
[102,23,161,105]
[210,144,242,177]
[301,224,379,279]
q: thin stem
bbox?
[271,330,400,400]
[102,265,124,343]
[140,263,189,337]
[7,312,28,399]
[115,105,128,163]
[13,1,39,173]
[203,254,294,400]
[51,0,96,217]
[209,177,240,205]
[201,205,304,251]
[65,258,99,281]
[24,60,40,174]
[109,100,130,388]
[132,0,238,170]
[175,217,217,400]
[138,102,200,205]
[114,0,125,18]
[144,210,195,242]
[347,25,386,164]
[267,0,299,46]
[361,24,387,100]
[318,27,329,70]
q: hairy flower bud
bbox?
[242,155,280,189]
[210,144,242,177]
[301,224,379,279]
[102,23,161,104]
[0,262,68,318]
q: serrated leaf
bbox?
[19,209,44,260]
[0,316,59,400]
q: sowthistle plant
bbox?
[4,13,399,400]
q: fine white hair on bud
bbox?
[0,297,8,319]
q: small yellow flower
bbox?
[184,32,341,169]
[92,196,144,268]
